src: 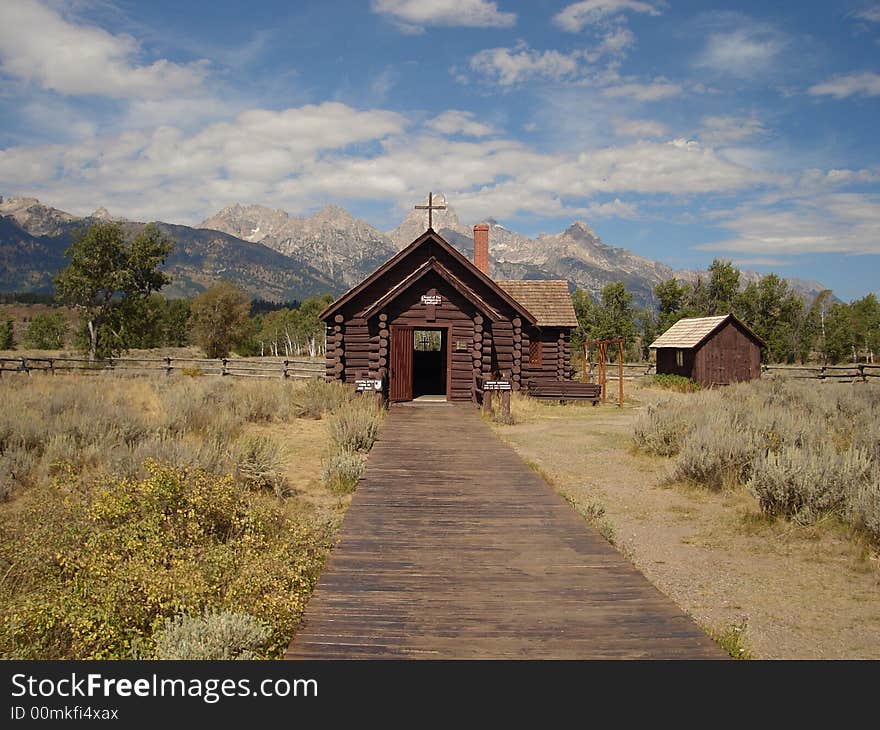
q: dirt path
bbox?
[492,389,880,659]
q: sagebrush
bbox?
[632,380,880,540]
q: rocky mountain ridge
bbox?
[0,194,830,307]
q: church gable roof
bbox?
[320,228,536,324]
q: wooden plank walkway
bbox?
[286,405,723,659]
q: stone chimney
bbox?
[473,223,489,275]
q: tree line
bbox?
[0,222,332,360]
[4,222,876,366]
[572,260,878,365]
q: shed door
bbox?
[390,326,414,402]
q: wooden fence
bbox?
[578,362,656,381]
[0,355,325,380]
[576,361,880,384]
[762,363,880,383]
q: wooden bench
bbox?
[527,378,602,404]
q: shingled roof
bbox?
[649,314,763,349]
[496,280,578,328]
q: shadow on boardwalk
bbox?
[286,405,722,659]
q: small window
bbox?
[529,339,542,365]
[675,349,684,367]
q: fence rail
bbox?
[762,363,880,382]
[0,355,325,380]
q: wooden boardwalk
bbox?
[286,405,722,659]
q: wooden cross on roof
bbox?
[414,192,446,230]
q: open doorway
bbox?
[413,328,447,398]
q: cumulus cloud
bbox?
[0,0,207,98]
[467,42,589,86]
[694,26,787,78]
[808,71,880,99]
[702,194,880,255]
[1,100,782,225]
[371,0,516,32]
[425,111,494,137]
[553,0,661,33]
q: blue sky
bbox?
[0,0,878,299]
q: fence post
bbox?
[20,357,29,376]
[500,388,511,419]
[482,389,493,416]
[49,358,55,376]
[282,360,289,379]
[859,364,866,383]
[221,358,228,376]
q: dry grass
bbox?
[0,372,376,659]
[489,382,880,659]
[631,380,880,540]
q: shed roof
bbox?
[649,314,764,349]
[496,280,578,328]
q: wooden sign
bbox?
[455,340,469,351]
[421,294,441,305]
[355,379,383,392]
[484,380,511,391]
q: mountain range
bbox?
[0,193,829,308]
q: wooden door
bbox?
[390,326,414,402]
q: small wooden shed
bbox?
[319,225,577,402]
[649,314,763,386]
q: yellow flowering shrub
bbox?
[0,463,331,659]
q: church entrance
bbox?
[413,328,448,398]
[389,325,449,402]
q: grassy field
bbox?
[0,373,381,659]
[489,380,880,659]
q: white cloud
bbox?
[468,42,588,86]
[695,27,786,77]
[0,104,798,229]
[702,194,880,255]
[554,0,660,33]
[425,111,494,137]
[612,118,667,138]
[601,79,682,100]
[808,71,880,99]
[698,115,768,145]
[853,5,880,22]
[371,0,516,32]
[0,0,207,98]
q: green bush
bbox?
[0,463,330,659]
[651,374,701,392]
[327,397,382,452]
[322,450,364,494]
[23,313,68,349]
[152,611,270,660]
